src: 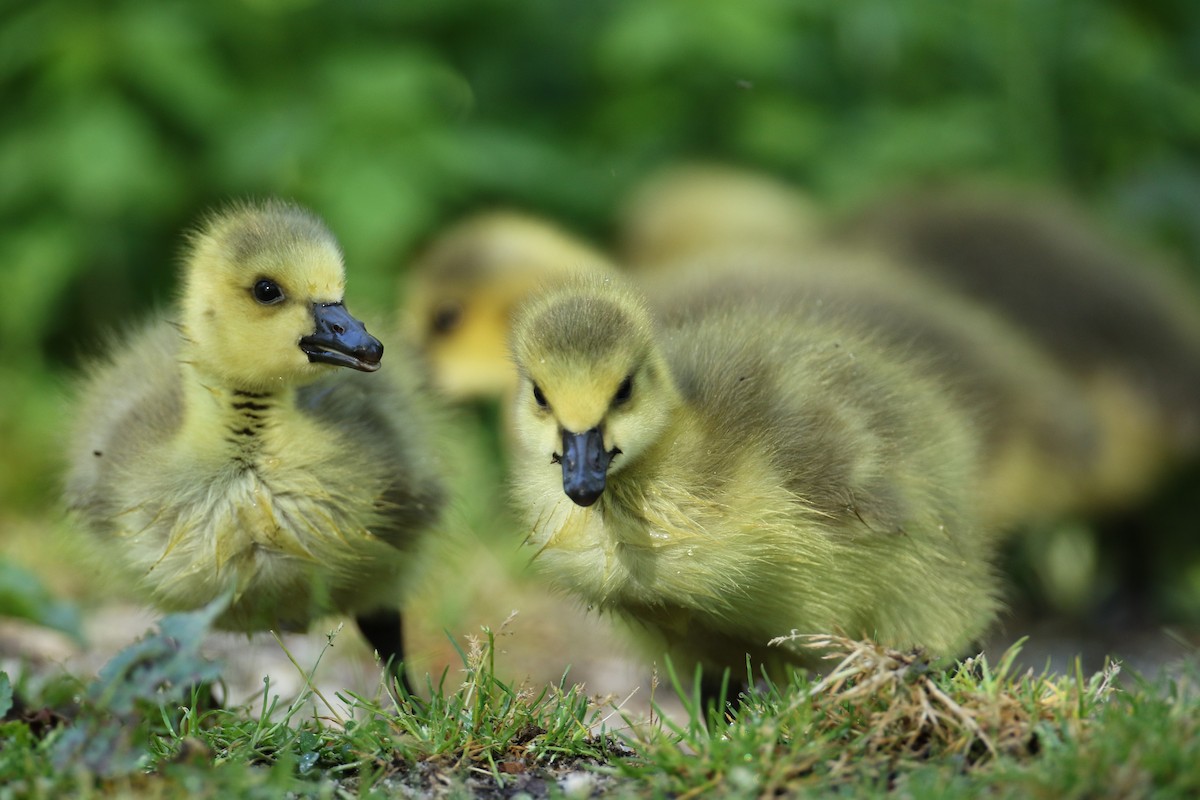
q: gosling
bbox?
[65,200,445,687]
[839,186,1200,509]
[619,166,1098,526]
[402,210,616,402]
[507,274,1000,681]
[637,254,1099,530]
[617,162,822,269]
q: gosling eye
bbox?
[252,278,285,305]
[430,302,462,336]
[532,383,549,409]
[613,375,633,406]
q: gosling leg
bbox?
[355,608,415,696]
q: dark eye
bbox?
[252,279,284,305]
[430,303,462,336]
[532,383,548,409]
[613,375,633,406]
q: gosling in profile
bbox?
[66,201,445,687]
[402,210,616,402]
[508,275,1001,680]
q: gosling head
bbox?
[619,163,821,267]
[510,278,679,507]
[179,200,382,391]
[403,211,616,400]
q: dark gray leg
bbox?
[355,608,415,696]
[699,669,741,721]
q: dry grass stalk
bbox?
[771,633,1120,767]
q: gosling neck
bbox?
[178,361,298,466]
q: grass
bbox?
[2,603,1199,799]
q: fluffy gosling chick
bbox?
[402,211,617,402]
[508,275,999,678]
[839,187,1200,508]
[66,201,445,682]
[617,163,822,269]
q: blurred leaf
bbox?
[0,6,52,82]
[86,595,228,716]
[317,47,469,131]
[598,0,793,81]
[734,97,832,173]
[0,672,12,719]
[0,560,83,642]
[51,93,179,214]
[0,223,80,358]
[50,596,228,777]
[116,3,237,129]
[823,99,1008,203]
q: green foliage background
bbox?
[3,0,1200,601]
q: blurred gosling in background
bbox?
[402,210,617,402]
[838,186,1200,511]
[507,274,1000,682]
[638,256,1099,531]
[616,164,1100,528]
[65,200,446,689]
[616,162,823,269]
[618,165,1200,520]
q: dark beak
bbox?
[299,303,383,373]
[561,427,615,507]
